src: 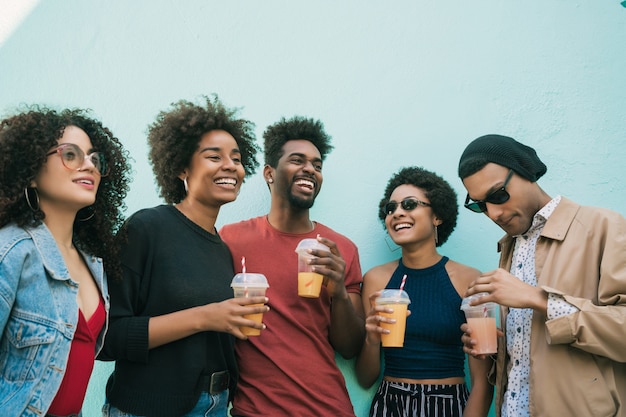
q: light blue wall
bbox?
[1,1,625,416]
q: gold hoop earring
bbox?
[24,187,40,212]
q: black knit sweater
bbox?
[100,205,238,416]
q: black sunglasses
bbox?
[384,197,431,216]
[464,169,514,213]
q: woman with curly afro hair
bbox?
[101,96,268,417]
[355,166,493,417]
[0,106,131,416]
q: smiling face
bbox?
[33,125,101,216]
[385,184,439,247]
[180,129,245,208]
[269,139,323,210]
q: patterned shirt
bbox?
[501,196,579,417]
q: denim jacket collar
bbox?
[26,222,105,285]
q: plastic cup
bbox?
[376,289,411,347]
[231,273,269,336]
[295,239,330,298]
[460,292,498,354]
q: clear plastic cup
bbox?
[231,273,269,336]
[460,292,498,354]
[295,239,330,298]
[376,289,411,347]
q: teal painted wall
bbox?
[1,1,625,416]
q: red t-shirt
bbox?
[47,298,105,415]
[219,216,362,417]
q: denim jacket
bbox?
[0,222,109,416]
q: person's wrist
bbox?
[364,333,381,347]
[331,286,349,301]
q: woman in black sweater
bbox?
[101,96,268,417]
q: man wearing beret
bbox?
[457,134,626,417]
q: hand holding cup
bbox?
[295,238,330,298]
[460,292,498,354]
[375,289,411,347]
[231,273,270,336]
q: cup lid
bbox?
[377,289,410,304]
[231,273,269,288]
[460,292,495,310]
[295,238,330,254]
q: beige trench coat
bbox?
[493,197,626,417]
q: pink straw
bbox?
[241,256,248,296]
[399,274,407,291]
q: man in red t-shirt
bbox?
[220,116,365,417]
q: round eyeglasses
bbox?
[384,197,431,216]
[464,169,513,213]
[46,143,109,177]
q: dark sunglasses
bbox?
[464,169,514,213]
[384,197,431,216]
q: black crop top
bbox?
[383,256,466,380]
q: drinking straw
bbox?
[399,274,407,291]
[241,256,248,296]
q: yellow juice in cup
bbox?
[379,303,409,347]
[376,289,411,348]
[231,272,269,337]
[295,239,331,299]
[298,272,324,298]
[242,303,265,336]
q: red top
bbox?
[47,298,105,415]
[219,216,362,417]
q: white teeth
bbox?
[295,179,314,188]
[76,180,93,185]
[394,223,412,231]
[216,178,236,185]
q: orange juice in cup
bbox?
[295,239,330,298]
[297,271,324,298]
[376,289,411,347]
[231,273,269,336]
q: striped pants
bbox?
[369,380,469,417]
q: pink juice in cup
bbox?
[460,293,498,354]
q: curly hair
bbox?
[147,95,260,204]
[0,105,132,270]
[378,166,458,247]
[263,116,334,167]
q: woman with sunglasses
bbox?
[100,96,268,417]
[355,166,493,417]
[0,106,131,416]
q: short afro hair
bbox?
[147,95,260,204]
[378,166,458,247]
[263,116,333,168]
